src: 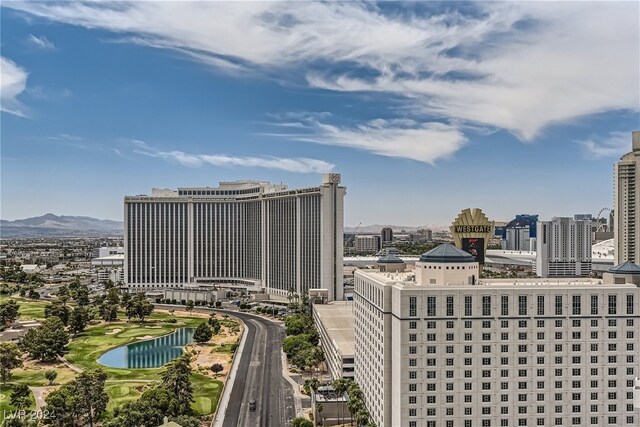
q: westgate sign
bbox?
[453,225,492,234]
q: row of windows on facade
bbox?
[408,415,634,427]
[407,294,636,317]
[402,365,635,380]
[406,317,636,330]
[402,352,635,367]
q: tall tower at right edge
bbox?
[614,131,640,265]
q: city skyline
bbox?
[1,2,639,225]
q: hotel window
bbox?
[409,333,417,342]
[537,295,545,315]
[591,295,598,315]
[627,294,634,314]
[409,296,417,317]
[572,295,581,315]
[427,296,436,316]
[519,296,528,315]
[502,295,509,315]
[483,295,491,316]
[465,295,473,316]
[608,295,617,315]
[446,296,454,316]
[409,321,417,329]
[554,295,564,315]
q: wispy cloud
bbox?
[578,131,633,159]
[266,116,467,164]
[5,1,638,159]
[133,140,333,173]
[0,56,29,117]
[26,34,55,49]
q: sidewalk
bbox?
[280,350,311,418]
[211,318,248,427]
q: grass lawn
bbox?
[0,296,48,320]
[0,384,36,424]
[1,297,229,419]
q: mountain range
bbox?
[344,224,450,234]
[0,213,124,238]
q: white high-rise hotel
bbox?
[615,131,640,265]
[536,217,592,278]
[124,174,345,301]
[354,243,639,427]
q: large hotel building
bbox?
[354,243,640,427]
[615,131,640,265]
[124,174,345,301]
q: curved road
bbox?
[155,305,296,426]
[221,311,295,427]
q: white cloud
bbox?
[134,142,333,173]
[26,34,55,49]
[291,119,467,164]
[578,131,633,159]
[0,57,29,117]
[6,1,638,159]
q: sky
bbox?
[1,1,639,227]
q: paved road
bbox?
[220,311,296,427]
[154,305,296,426]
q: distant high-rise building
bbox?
[536,217,591,277]
[615,131,640,265]
[380,227,393,243]
[354,235,381,254]
[124,174,345,301]
[502,214,538,251]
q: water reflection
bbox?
[98,327,195,368]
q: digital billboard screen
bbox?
[462,237,485,264]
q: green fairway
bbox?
[0,296,48,320]
[0,385,36,424]
[0,298,230,419]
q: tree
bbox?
[100,303,119,322]
[161,354,193,414]
[44,301,71,326]
[185,300,194,313]
[69,307,89,336]
[316,403,324,426]
[214,300,222,308]
[105,287,120,306]
[332,378,350,426]
[0,342,23,385]
[56,285,70,304]
[74,285,90,306]
[210,363,223,377]
[0,299,19,330]
[283,334,314,358]
[292,417,313,427]
[193,323,212,344]
[45,369,58,385]
[10,384,32,409]
[126,292,154,323]
[120,291,131,308]
[208,315,221,335]
[43,369,108,427]
[27,289,40,300]
[20,316,69,362]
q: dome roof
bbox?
[608,261,640,275]
[419,243,475,263]
[377,254,404,264]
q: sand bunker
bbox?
[105,328,122,335]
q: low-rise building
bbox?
[312,301,355,380]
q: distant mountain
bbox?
[0,213,123,238]
[344,224,450,234]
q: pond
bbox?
[97,327,195,369]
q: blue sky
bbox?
[1,1,638,226]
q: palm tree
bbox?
[355,408,370,427]
[332,378,349,426]
[316,403,324,426]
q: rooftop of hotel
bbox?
[355,268,635,289]
[312,301,355,357]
